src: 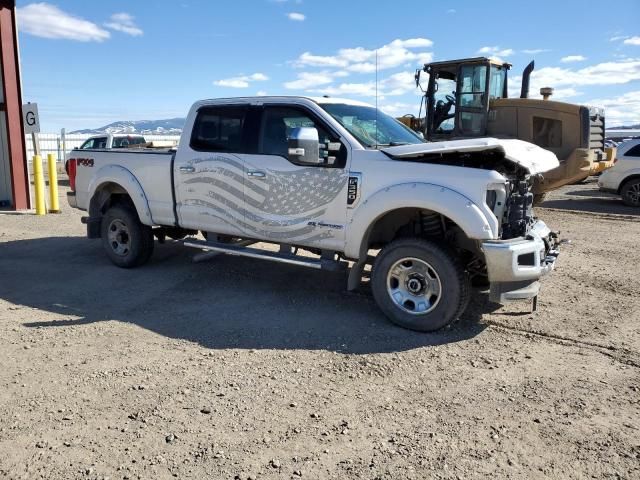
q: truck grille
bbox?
[589,112,605,150]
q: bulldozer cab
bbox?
[422,57,511,141]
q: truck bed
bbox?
[69,147,177,226]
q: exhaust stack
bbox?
[520,61,535,99]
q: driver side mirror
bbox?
[288,127,321,165]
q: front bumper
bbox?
[482,220,559,303]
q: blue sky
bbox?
[15,0,640,131]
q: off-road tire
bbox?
[101,205,154,268]
[371,238,470,332]
[620,178,640,207]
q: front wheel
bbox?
[621,178,640,207]
[371,238,469,332]
[101,205,154,268]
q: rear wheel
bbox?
[371,238,469,332]
[101,205,154,268]
[621,178,640,207]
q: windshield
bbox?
[320,103,424,148]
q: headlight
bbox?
[486,184,508,219]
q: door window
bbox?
[459,65,487,108]
[190,106,248,152]
[80,137,107,149]
[259,106,333,159]
[433,77,457,134]
[79,139,94,149]
[624,144,640,157]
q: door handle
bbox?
[247,171,266,178]
[179,166,195,173]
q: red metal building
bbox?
[0,0,29,210]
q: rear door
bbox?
[241,104,349,251]
[173,104,250,235]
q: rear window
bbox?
[113,136,146,148]
[190,106,248,152]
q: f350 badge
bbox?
[347,173,362,208]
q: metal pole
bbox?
[47,154,60,213]
[57,137,61,167]
[61,128,66,162]
[32,154,46,215]
[31,131,46,211]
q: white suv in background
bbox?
[599,139,640,207]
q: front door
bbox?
[455,63,490,137]
[173,104,250,235]
[241,105,350,251]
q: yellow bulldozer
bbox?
[399,57,616,203]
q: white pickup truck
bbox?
[78,134,147,150]
[67,96,561,331]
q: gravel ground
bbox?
[0,181,639,480]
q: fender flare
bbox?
[344,182,495,259]
[87,164,154,226]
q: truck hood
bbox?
[382,138,559,175]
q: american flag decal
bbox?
[180,155,348,243]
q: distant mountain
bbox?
[71,118,185,135]
[610,124,640,130]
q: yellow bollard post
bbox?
[33,155,46,216]
[47,154,61,213]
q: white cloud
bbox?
[477,46,515,58]
[16,3,110,42]
[624,36,640,46]
[508,58,640,101]
[104,13,143,37]
[287,12,305,21]
[380,102,417,116]
[522,48,550,55]
[561,55,586,63]
[587,91,640,125]
[214,73,269,88]
[256,90,268,96]
[310,72,421,99]
[522,87,583,100]
[284,71,337,89]
[294,38,434,72]
[529,59,640,88]
[382,71,419,96]
[314,82,378,97]
[610,35,628,42]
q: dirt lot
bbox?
[1,181,639,480]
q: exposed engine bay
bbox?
[385,148,538,240]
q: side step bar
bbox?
[183,239,347,271]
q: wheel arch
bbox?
[87,165,153,227]
[618,173,640,194]
[344,183,495,260]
